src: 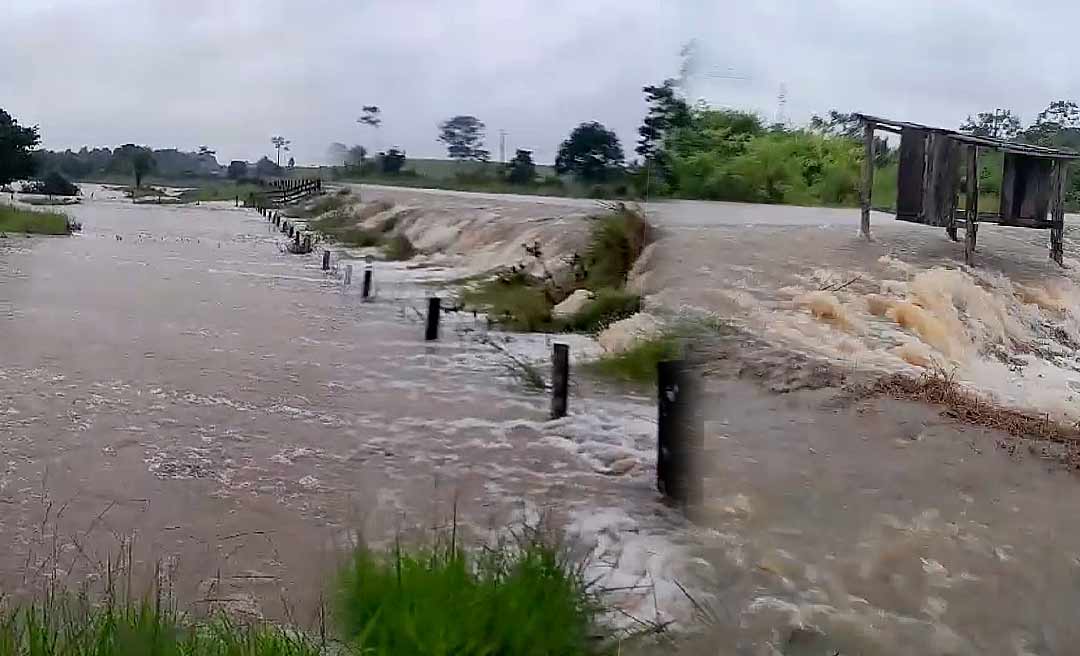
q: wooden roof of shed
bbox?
[854,113,1080,160]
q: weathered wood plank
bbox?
[965,144,979,266]
[861,121,875,240]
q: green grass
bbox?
[0,204,72,235]
[179,182,263,203]
[336,537,598,656]
[581,207,649,291]
[0,598,321,656]
[283,191,359,219]
[461,205,650,333]
[462,276,555,332]
[584,337,681,384]
[563,289,641,333]
[381,233,416,260]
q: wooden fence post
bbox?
[551,343,569,419]
[656,360,703,509]
[322,250,330,271]
[965,144,980,266]
[294,231,300,249]
[425,297,441,341]
[362,267,372,299]
[860,120,875,241]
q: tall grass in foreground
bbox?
[0,534,611,656]
[0,204,72,235]
[336,537,600,655]
[0,598,321,656]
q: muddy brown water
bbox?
[0,192,686,625]
[648,203,1080,654]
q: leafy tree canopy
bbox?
[0,108,40,186]
[555,122,624,182]
[438,115,489,162]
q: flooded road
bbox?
[0,190,694,625]
[649,202,1080,654]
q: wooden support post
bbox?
[1051,161,1067,266]
[362,267,372,298]
[860,120,875,241]
[965,145,979,266]
[322,249,331,271]
[303,235,312,252]
[551,343,569,419]
[656,360,703,509]
[294,231,301,249]
[425,297,441,341]
[344,264,352,285]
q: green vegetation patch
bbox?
[584,336,681,384]
[381,233,416,261]
[336,538,597,656]
[0,204,72,235]
[179,182,263,203]
[0,598,322,656]
[562,288,641,333]
[462,204,650,332]
[461,273,555,332]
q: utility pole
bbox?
[499,130,507,164]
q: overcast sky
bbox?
[3,1,1078,165]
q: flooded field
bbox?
[0,187,696,626]
[649,203,1080,654]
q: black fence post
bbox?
[425,297,441,341]
[656,360,703,510]
[362,267,372,299]
[551,343,569,419]
[322,250,330,271]
[294,231,300,249]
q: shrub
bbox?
[563,288,641,332]
[582,206,649,290]
[462,277,554,331]
[585,337,681,384]
[23,171,80,196]
[382,233,416,260]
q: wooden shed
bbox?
[854,114,1080,266]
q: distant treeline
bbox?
[33,145,223,181]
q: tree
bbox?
[0,108,40,186]
[438,115,489,162]
[1024,100,1080,146]
[555,122,624,182]
[379,148,406,174]
[506,149,536,184]
[636,79,690,161]
[197,145,216,157]
[288,156,295,169]
[958,109,1021,140]
[271,136,291,166]
[358,106,381,128]
[227,160,248,180]
[254,156,282,178]
[24,171,79,196]
[347,145,368,168]
[110,144,156,188]
[809,110,862,139]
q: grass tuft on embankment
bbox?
[584,337,682,384]
[0,204,73,235]
[461,204,649,334]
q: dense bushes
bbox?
[23,171,80,196]
[665,109,862,206]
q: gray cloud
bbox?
[2,0,1077,165]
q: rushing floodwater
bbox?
[0,189,697,627]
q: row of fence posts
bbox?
[418,294,703,512]
[250,196,703,514]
